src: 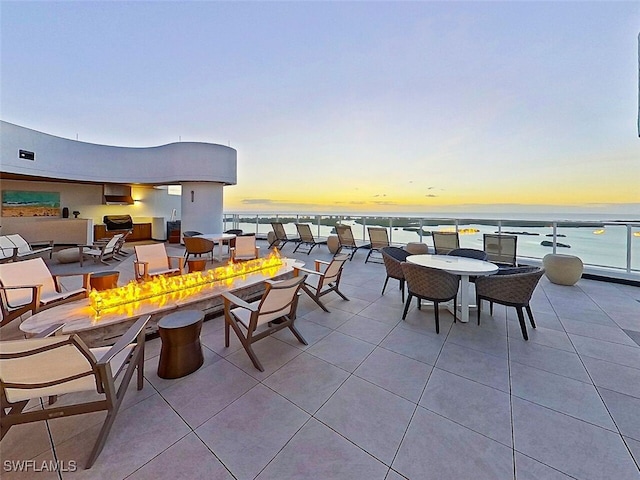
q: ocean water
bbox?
[227,213,640,272]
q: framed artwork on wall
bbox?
[1,190,61,217]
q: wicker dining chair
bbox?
[380,246,411,302]
[401,261,459,334]
[475,266,544,340]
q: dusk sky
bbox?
[1,1,639,215]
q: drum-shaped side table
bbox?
[89,271,120,291]
[157,310,205,379]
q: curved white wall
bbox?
[0,121,238,235]
[0,121,237,185]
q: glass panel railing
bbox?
[224,212,639,277]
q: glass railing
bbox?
[224,213,639,280]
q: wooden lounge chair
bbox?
[0,315,150,468]
[365,226,395,263]
[79,233,124,266]
[231,235,260,261]
[431,231,460,255]
[293,254,350,312]
[223,276,307,371]
[0,234,53,261]
[268,222,300,250]
[0,257,90,328]
[335,225,370,261]
[133,243,184,281]
[293,223,327,255]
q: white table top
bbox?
[407,254,498,276]
[195,233,236,241]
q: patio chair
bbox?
[0,234,53,261]
[224,229,243,249]
[380,246,411,302]
[365,227,391,264]
[223,276,307,371]
[231,235,260,261]
[79,233,123,267]
[133,243,184,281]
[335,224,370,261]
[183,236,215,262]
[0,244,17,264]
[0,315,150,469]
[293,254,350,312]
[475,266,544,340]
[268,222,300,250]
[483,234,518,266]
[448,248,488,261]
[0,257,90,328]
[112,229,133,258]
[401,262,459,334]
[293,223,327,255]
[431,231,460,255]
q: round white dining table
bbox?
[406,254,498,323]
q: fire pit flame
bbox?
[89,250,284,315]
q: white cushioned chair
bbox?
[133,243,184,281]
[293,254,350,312]
[0,234,53,261]
[0,257,90,328]
[230,235,260,261]
[0,315,150,469]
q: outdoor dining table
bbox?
[406,254,498,323]
[193,233,236,261]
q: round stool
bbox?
[89,271,119,291]
[187,258,207,273]
[55,247,83,264]
[406,242,429,255]
[543,254,583,286]
[157,310,205,379]
[327,235,340,254]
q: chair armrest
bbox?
[293,266,322,277]
[167,256,185,272]
[52,272,92,293]
[0,247,18,263]
[95,315,150,365]
[28,240,54,248]
[133,261,149,280]
[221,291,255,311]
[314,259,330,271]
[34,323,65,338]
[0,283,43,290]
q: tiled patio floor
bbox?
[2,241,640,479]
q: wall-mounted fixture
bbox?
[103,184,134,205]
[19,150,35,160]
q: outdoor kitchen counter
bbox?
[20,258,303,347]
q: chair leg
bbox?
[400,279,405,303]
[416,296,421,310]
[434,301,440,334]
[477,296,482,325]
[364,249,373,263]
[381,276,390,295]
[489,301,494,315]
[301,285,329,312]
[242,341,264,372]
[516,307,529,341]
[224,321,230,347]
[402,294,413,320]
[334,287,349,302]
[288,323,308,346]
[525,305,536,329]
